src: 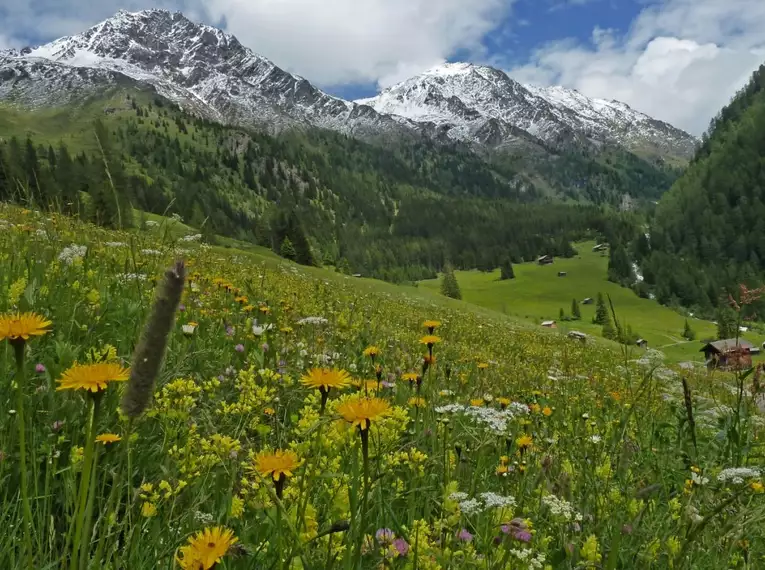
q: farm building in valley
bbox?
[541,320,557,328]
[537,255,554,265]
[700,339,754,370]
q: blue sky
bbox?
[331,0,644,101]
[1,0,764,134]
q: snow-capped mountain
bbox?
[0,9,419,140]
[358,63,696,159]
[0,10,695,161]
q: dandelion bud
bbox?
[122,260,185,418]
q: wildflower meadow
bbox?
[1,202,765,569]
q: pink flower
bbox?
[35,363,46,374]
[235,344,245,353]
[393,538,409,557]
[456,528,473,542]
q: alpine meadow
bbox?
[2,7,765,570]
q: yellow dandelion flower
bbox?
[337,396,391,431]
[408,397,427,408]
[353,379,380,393]
[751,481,764,493]
[300,368,351,392]
[516,434,533,450]
[497,397,511,409]
[423,320,441,331]
[96,433,122,445]
[254,449,300,482]
[263,407,275,416]
[530,403,541,414]
[402,372,419,383]
[56,362,130,392]
[420,335,441,346]
[0,312,52,342]
[542,406,553,416]
[477,362,489,370]
[470,399,485,407]
[176,526,238,570]
[363,345,380,358]
[141,501,157,517]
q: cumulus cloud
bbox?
[0,0,512,89]
[202,0,511,88]
[504,0,765,134]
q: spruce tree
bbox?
[716,308,737,340]
[593,293,609,325]
[571,298,581,320]
[559,307,566,322]
[683,319,696,341]
[441,263,462,300]
[280,236,297,261]
[500,258,515,280]
[602,314,617,341]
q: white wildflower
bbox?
[104,241,126,247]
[448,492,469,502]
[717,467,761,485]
[58,244,87,265]
[297,316,329,326]
[542,494,581,522]
[141,249,161,256]
[588,435,602,444]
[458,499,483,516]
[180,233,202,242]
[479,492,516,509]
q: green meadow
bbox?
[420,241,765,363]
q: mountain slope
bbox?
[643,63,765,314]
[4,9,418,141]
[0,9,686,208]
[358,62,696,161]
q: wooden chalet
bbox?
[700,338,753,370]
[537,255,554,265]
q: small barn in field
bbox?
[537,255,554,265]
[700,339,753,371]
[541,320,557,329]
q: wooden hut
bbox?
[700,339,753,370]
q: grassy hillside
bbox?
[4,202,765,568]
[421,241,765,362]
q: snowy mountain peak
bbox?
[360,62,696,159]
[1,10,696,161]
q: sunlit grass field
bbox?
[420,241,765,363]
[2,204,765,569]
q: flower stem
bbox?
[12,340,34,569]
[353,427,371,569]
[71,395,101,570]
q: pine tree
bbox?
[716,307,737,340]
[500,258,515,280]
[280,236,297,261]
[602,315,617,341]
[683,319,696,341]
[593,293,609,325]
[559,307,566,322]
[571,298,581,320]
[441,263,462,300]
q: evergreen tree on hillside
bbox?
[441,263,462,300]
[500,258,515,280]
[571,298,581,320]
[608,244,633,284]
[716,307,737,340]
[280,236,297,261]
[593,293,609,325]
[683,319,696,341]
[602,314,617,341]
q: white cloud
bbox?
[0,0,512,89]
[504,0,765,135]
[203,0,512,88]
